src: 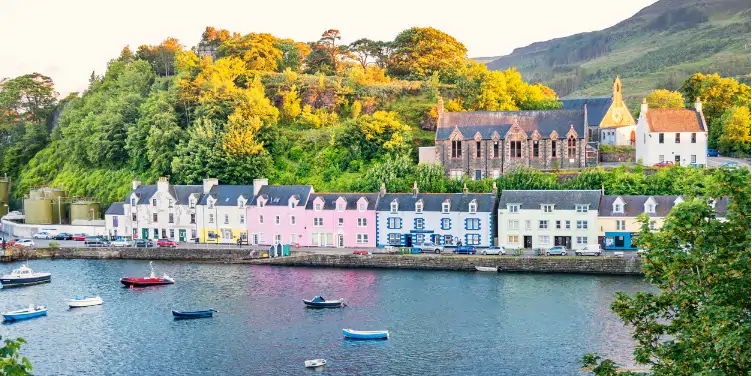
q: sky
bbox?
[0,0,657,96]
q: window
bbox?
[289,202,296,209]
[314,218,323,226]
[474,170,481,181]
[356,234,369,244]
[576,220,588,229]
[659,133,664,143]
[153,228,159,238]
[441,218,451,230]
[645,203,655,214]
[507,235,519,244]
[576,236,587,245]
[275,215,280,224]
[169,229,174,238]
[538,220,548,229]
[238,200,245,209]
[415,202,423,213]
[551,140,557,157]
[533,140,539,157]
[388,233,401,245]
[616,220,626,231]
[542,205,553,213]
[510,141,521,158]
[224,214,229,224]
[387,217,401,229]
[493,169,500,178]
[290,216,296,225]
[415,234,425,244]
[168,199,173,208]
[659,155,665,162]
[357,218,367,227]
[508,204,519,213]
[493,141,499,158]
[555,220,561,229]
[131,198,136,206]
[191,229,196,240]
[290,233,297,243]
[442,202,450,213]
[691,155,696,164]
[508,220,519,230]
[189,200,195,209]
[675,133,680,143]
[613,203,624,213]
[415,218,424,230]
[358,203,366,211]
[132,214,137,221]
[152,199,157,207]
[649,221,656,230]
[258,201,264,208]
[451,139,462,158]
[338,218,344,227]
[691,133,696,143]
[208,214,214,223]
[390,201,398,212]
[575,205,588,213]
[469,201,477,213]
[450,170,463,180]
[168,213,174,224]
[274,234,282,245]
[314,203,322,211]
[567,136,577,158]
[476,141,481,158]
[240,215,245,224]
[336,203,344,211]
[466,218,481,230]
[525,220,531,230]
[112,216,118,227]
[466,234,481,245]
[565,220,571,229]
[538,235,550,245]
[152,213,158,222]
[259,215,264,224]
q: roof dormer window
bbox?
[238,198,246,209]
[613,203,623,213]
[644,203,655,214]
[337,202,345,211]
[390,200,398,213]
[415,200,423,213]
[469,200,477,214]
[315,202,322,211]
[258,200,265,208]
[542,204,553,213]
[442,202,450,214]
[207,199,214,209]
[189,198,195,209]
[358,200,366,212]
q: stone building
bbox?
[433,100,597,180]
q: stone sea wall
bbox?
[6,247,248,262]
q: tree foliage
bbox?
[717,106,751,156]
[0,337,32,376]
[644,89,684,108]
[388,27,468,81]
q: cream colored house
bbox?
[597,195,684,250]
[197,179,263,244]
[125,177,203,241]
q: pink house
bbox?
[304,193,379,248]
[246,185,313,246]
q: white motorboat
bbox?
[475,266,498,272]
[1,265,51,287]
[67,296,104,308]
[304,359,327,368]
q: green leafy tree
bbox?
[349,38,380,69]
[388,27,468,81]
[681,73,750,147]
[0,337,32,375]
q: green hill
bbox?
[484,0,751,98]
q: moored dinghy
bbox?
[342,328,390,340]
[172,309,216,319]
[303,296,346,308]
[304,359,327,368]
[120,261,174,287]
[475,266,498,272]
[2,305,48,321]
[67,296,104,308]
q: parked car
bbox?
[481,246,506,255]
[653,161,674,167]
[84,236,110,247]
[134,239,154,248]
[707,149,719,157]
[353,250,370,255]
[545,246,568,256]
[6,239,20,247]
[575,244,602,256]
[156,239,178,248]
[721,161,741,169]
[32,231,53,239]
[111,238,134,247]
[416,241,443,254]
[453,245,477,255]
[16,239,36,248]
[53,232,73,240]
[72,233,88,241]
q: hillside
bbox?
[484,0,751,98]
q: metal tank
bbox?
[24,197,53,225]
[0,177,9,218]
[70,201,101,221]
[42,188,68,224]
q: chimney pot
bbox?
[463,183,469,195]
[379,183,386,197]
[203,178,219,194]
[695,97,702,113]
[132,180,141,190]
[252,178,268,196]
[412,182,419,198]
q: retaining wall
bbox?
[6,247,249,262]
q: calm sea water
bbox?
[0,260,649,375]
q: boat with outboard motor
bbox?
[2,305,48,321]
[342,328,390,340]
[120,261,174,287]
[67,296,104,308]
[172,309,216,319]
[0,265,51,287]
[303,296,346,308]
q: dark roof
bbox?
[376,193,497,212]
[645,108,706,132]
[499,190,601,210]
[199,185,254,206]
[174,185,203,204]
[436,110,586,140]
[560,97,613,127]
[253,185,313,206]
[126,184,202,205]
[105,202,125,215]
[599,195,682,217]
[306,193,380,210]
[127,185,157,205]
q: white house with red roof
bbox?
[635,97,708,167]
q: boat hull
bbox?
[475,266,498,272]
[304,359,326,368]
[67,298,103,308]
[0,275,51,287]
[120,278,174,287]
[303,300,345,308]
[3,309,47,321]
[342,329,389,340]
[172,310,214,319]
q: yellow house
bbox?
[597,195,684,250]
[561,77,636,146]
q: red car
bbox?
[156,239,178,248]
[72,234,88,241]
[353,250,370,255]
[654,161,674,167]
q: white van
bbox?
[575,244,602,256]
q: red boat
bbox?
[120,262,174,287]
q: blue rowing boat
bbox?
[172,309,216,319]
[342,328,390,340]
[303,296,346,308]
[2,305,48,321]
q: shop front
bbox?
[604,232,637,250]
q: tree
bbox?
[644,89,684,109]
[680,73,750,146]
[0,73,58,126]
[348,111,411,158]
[217,33,283,72]
[136,38,183,76]
[349,38,380,69]
[305,29,349,75]
[0,336,33,375]
[583,168,751,375]
[717,106,751,156]
[388,27,468,81]
[275,39,309,72]
[280,85,302,120]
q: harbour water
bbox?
[0,260,650,375]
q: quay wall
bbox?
[5,247,249,262]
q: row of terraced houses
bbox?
[104,178,726,251]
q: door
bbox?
[615,236,625,248]
[524,236,532,249]
[475,170,481,180]
[337,234,344,248]
[675,155,680,164]
[252,233,259,245]
[161,229,167,239]
[179,229,186,242]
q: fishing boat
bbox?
[67,296,104,308]
[475,266,499,272]
[304,359,327,368]
[120,261,174,287]
[342,328,390,340]
[2,305,48,321]
[0,265,51,287]
[303,296,346,308]
[172,309,216,319]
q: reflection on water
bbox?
[0,260,651,375]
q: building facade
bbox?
[561,77,636,146]
[104,202,126,237]
[498,190,600,250]
[124,177,204,241]
[246,185,313,246]
[597,195,684,250]
[375,184,497,247]
[635,97,708,166]
[304,193,379,248]
[197,179,256,244]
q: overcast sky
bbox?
[0,0,657,96]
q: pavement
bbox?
[707,156,750,168]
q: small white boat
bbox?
[304,359,327,368]
[475,266,498,272]
[343,328,390,340]
[67,296,104,308]
[2,304,47,321]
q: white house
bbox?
[197,179,260,244]
[635,97,708,166]
[104,202,126,237]
[124,177,204,242]
[375,183,497,248]
[498,190,601,250]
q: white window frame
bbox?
[542,204,553,213]
[442,202,450,214]
[538,220,548,229]
[575,205,588,213]
[356,233,368,244]
[357,218,367,227]
[576,220,588,229]
[508,204,520,213]
[390,201,398,212]
[416,201,423,213]
[508,220,519,230]
[507,235,519,244]
[469,201,477,214]
[415,218,424,230]
[538,235,550,245]
[314,218,323,227]
[240,214,245,224]
[338,218,344,227]
[576,236,587,245]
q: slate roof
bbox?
[645,108,706,132]
[376,193,497,212]
[199,185,254,206]
[105,202,125,215]
[127,185,157,205]
[599,195,682,217]
[499,190,601,210]
[253,185,313,206]
[174,185,203,204]
[306,193,380,210]
[126,184,203,205]
[560,97,613,127]
[435,110,586,140]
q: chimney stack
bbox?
[463,183,469,196]
[157,177,169,193]
[132,180,141,190]
[695,96,702,113]
[379,183,386,197]
[640,98,648,115]
[252,178,268,196]
[601,183,605,195]
[203,178,219,194]
[412,182,419,198]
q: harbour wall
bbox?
[4,247,248,262]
